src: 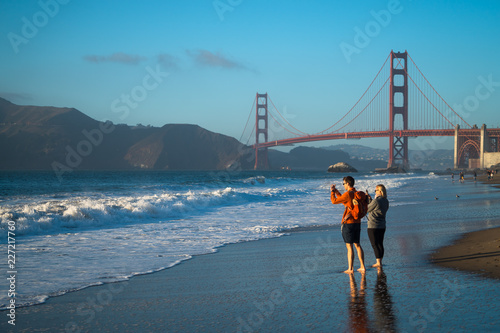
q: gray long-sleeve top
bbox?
[367,196,389,229]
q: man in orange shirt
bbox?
[330,176,366,274]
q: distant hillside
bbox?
[124,124,253,170]
[324,143,453,170]
[409,149,453,170]
[0,98,253,175]
[268,146,387,171]
[324,144,387,161]
[269,146,349,171]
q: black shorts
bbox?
[341,223,361,244]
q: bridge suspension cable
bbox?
[268,96,309,137]
[406,53,472,129]
[240,95,256,145]
[242,50,476,148]
[316,52,392,135]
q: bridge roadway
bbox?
[254,128,500,149]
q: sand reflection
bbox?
[373,268,396,332]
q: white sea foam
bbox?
[0,186,299,239]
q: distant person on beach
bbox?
[366,184,389,268]
[330,176,366,273]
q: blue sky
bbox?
[1,0,500,150]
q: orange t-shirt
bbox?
[330,187,360,224]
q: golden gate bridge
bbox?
[240,50,500,170]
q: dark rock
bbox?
[327,162,357,173]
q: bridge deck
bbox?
[255,129,500,149]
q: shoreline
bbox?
[1,228,348,332]
[6,225,339,311]
[429,173,500,279]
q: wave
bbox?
[0,184,307,240]
[0,172,439,240]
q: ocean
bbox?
[1,170,500,310]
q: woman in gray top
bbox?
[366,184,389,268]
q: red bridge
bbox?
[241,51,500,170]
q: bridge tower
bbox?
[388,50,410,170]
[254,93,269,169]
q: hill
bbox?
[124,124,253,170]
[268,146,387,171]
[324,144,387,161]
[324,143,453,170]
[0,98,253,177]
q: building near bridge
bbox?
[455,124,500,169]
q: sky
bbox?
[1,0,500,151]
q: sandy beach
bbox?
[431,226,500,280]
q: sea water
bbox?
[1,170,499,309]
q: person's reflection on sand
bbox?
[348,273,369,333]
[373,267,396,332]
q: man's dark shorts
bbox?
[341,223,361,244]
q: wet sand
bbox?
[475,173,500,186]
[2,229,356,332]
[3,223,500,332]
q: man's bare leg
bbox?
[354,243,366,273]
[344,243,354,273]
